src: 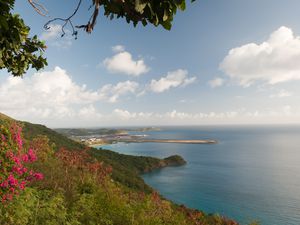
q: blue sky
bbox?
[1,0,300,127]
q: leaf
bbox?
[135,0,147,13]
[162,21,172,30]
[163,10,168,21]
[179,1,186,10]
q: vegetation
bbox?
[54,127,162,137]
[23,120,185,192]
[0,0,47,76]
[0,113,250,225]
[22,122,87,152]
[54,128,126,137]
[34,0,195,34]
[0,119,43,202]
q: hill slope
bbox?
[21,120,185,192]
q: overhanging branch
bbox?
[28,0,48,16]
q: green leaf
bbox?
[162,21,172,30]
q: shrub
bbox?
[0,122,43,202]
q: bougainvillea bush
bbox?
[0,122,43,202]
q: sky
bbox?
[1,0,300,127]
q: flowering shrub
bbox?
[0,122,43,202]
[55,148,112,184]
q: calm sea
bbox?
[98,126,300,225]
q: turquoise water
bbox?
[99,126,300,225]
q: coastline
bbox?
[120,139,217,144]
[90,139,217,147]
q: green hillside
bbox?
[21,120,184,192]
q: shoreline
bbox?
[120,139,218,144]
[90,139,217,147]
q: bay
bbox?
[98,125,300,225]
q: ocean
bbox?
[98,126,300,225]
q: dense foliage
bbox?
[0,121,43,202]
[78,0,196,32]
[0,0,47,77]
[22,122,86,151]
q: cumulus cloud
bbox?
[113,109,153,121]
[0,67,139,126]
[283,105,292,116]
[103,47,149,76]
[0,67,98,110]
[208,77,225,88]
[149,69,196,93]
[78,105,103,120]
[99,81,139,103]
[112,45,125,53]
[270,89,292,98]
[109,107,300,125]
[220,26,300,86]
[40,24,72,48]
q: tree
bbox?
[42,0,196,34]
[0,0,195,77]
[0,0,47,77]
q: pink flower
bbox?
[19,181,26,190]
[22,154,29,162]
[0,181,8,188]
[12,166,25,176]
[27,149,37,162]
[33,173,44,180]
[13,156,21,166]
[12,126,23,149]
[1,123,43,202]
[7,174,18,187]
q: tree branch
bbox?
[43,0,82,39]
[76,0,101,33]
[28,0,48,16]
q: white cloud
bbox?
[40,24,72,48]
[0,67,98,110]
[40,24,62,41]
[208,77,225,88]
[221,26,300,86]
[283,105,292,116]
[0,67,139,126]
[107,107,300,125]
[179,99,195,104]
[99,81,139,103]
[149,69,196,93]
[112,45,125,53]
[78,105,103,120]
[103,49,149,76]
[270,89,292,98]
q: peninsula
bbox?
[54,128,218,146]
[120,139,217,144]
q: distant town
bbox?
[78,133,149,146]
